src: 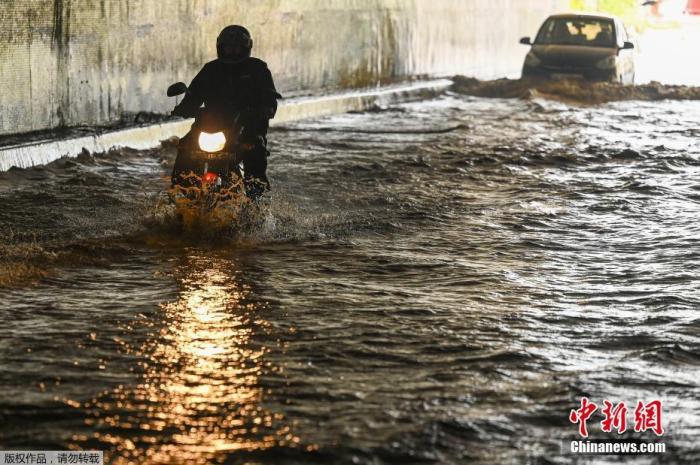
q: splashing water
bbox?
[166,173,264,238]
[451,75,700,104]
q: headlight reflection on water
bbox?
[77,255,306,464]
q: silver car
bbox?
[520,14,636,84]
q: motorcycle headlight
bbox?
[198,131,226,153]
[596,55,617,70]
[525,52,541,67]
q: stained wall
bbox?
[0,0,566,135]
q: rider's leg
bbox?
[241,142,270,199]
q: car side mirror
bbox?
[622,41,634,50]
[167,82,188,97]
[520,37,532,45]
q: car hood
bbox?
[532,45,615,67]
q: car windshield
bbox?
[536,17,615,47]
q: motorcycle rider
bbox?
[171,25,280,198]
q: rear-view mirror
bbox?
[167,82,188,97]
[622,41,635,50]
[519,37,532,45]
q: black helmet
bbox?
[217,25,252,63]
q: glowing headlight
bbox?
[198,131,226,153]
[525,52,541,67]
[596,55,617,70]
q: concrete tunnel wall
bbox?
[0,0,568,137]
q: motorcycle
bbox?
[166,81,248,210]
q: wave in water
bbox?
[451,76,700,104]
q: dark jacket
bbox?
[173,57,280,142]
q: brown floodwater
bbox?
[1,83,699,464]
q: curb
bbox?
[0,79,451,171]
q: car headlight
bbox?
[525,52,541,67]
[198,131,226,153]
[596,55,617,70]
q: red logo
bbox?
[569,397,598,437]
[601,400,628,434]
[634,400,664,436]
[570,398,664,437]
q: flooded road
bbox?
[1,87,700,464]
